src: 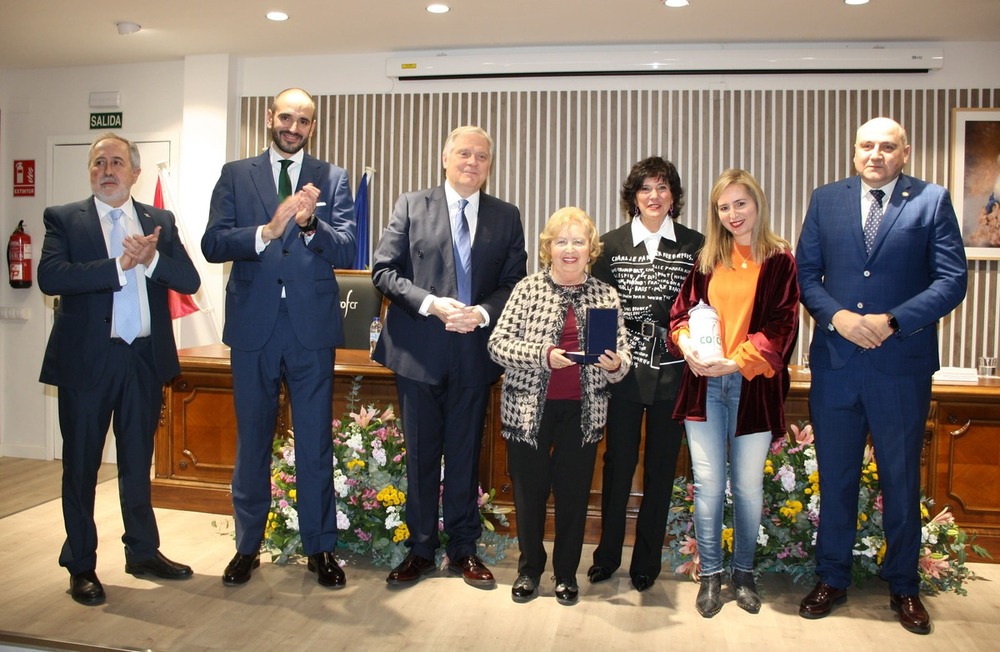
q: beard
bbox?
[271,126,307,155]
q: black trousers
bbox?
[593,395,684,579]
[507,400,598,579]
[58,337,161,575]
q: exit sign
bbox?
[90,112,123,129]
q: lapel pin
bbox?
[902,191,910,198]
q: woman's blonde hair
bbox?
[538,206,603,268]
[697,168,789,274]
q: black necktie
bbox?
[863,188,885,254]
[278,159,293,202]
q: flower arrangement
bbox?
[666,422,991,595]
[263,376,512,568]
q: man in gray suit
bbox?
[372,126,527,589]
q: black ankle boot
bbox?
[731,569,761,614]
[696,573,723,618]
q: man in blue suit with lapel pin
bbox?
[202,88,356,589]
[796,117,967,635]
[38,133,202,605]
[372,126,527,589]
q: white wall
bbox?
[2,42,999,459]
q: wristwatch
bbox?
[887,313,900,333]
[299,214,318,237]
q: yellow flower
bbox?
[721,528,734,552]
[392,523,410,543]
[346,459,366,471]
[780,499,803,519]
[920,503,930,520]
[288,489,296,501]
[877,540,888,564]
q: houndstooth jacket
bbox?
[487,270,631,448]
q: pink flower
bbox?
[350,406,378,428]
[392,454,403,463]
[928,506,955,527]
[793,423,815,446]
[685,483,695,502]
[874,493,884,514]
[919,548,950,579]
[380,406,396,422]
[355,528,372,542]
[770,436,786,455]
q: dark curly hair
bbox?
[619,156,685,222]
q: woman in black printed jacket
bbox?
[588,156,704,593]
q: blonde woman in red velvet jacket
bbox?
[667,168,799,619]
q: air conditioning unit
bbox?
[387,47,944,80]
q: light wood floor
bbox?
[1,458,999,652]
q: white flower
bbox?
[757,524,769,546]
[337,510,350,530]
[282,447,296,467]
[346,433,364,453]
[333,469,349,498]
[804,457,818,476]
[372,447,387,467]
[283,506,299,531]
[922,525,938,545]
[384,505,402,529]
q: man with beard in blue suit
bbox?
[796,117,967,635]
[202,88,356,589]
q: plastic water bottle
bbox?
[688,300,723,361]
[369,316,382,357]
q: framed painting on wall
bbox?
[951,108,1000,259]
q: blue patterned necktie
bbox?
[863,188,885,254]
[454,199,472,304]
[109,208,141,343]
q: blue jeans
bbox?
[684,372,772,576]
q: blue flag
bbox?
[353,172,370,269]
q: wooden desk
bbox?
[153,352,1000,560]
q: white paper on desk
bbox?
[932,366,979,383]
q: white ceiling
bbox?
[1,1,998,71]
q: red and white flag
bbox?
[154,177,201,320]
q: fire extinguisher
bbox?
[7,220,32,288]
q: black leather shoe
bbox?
[125,551,193,580]
[511,574,540,603]
[554,577,579,606]
[386,553,436,587]
[70,570,106,606]
[222,552,260,586]
[696,573,723,618]
[891,593,931,635]
[731,569,761,614]
[587,565,613,584]
[630,574,654,593]
[447,554,496,589]
[307,552,346,589]
[799,581,847,619]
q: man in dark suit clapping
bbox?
[372,126,527,589]
[202,88,356,589]
[38,133,201,605]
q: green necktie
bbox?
[278,159,293,202]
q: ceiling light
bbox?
[426,4,450,14]
[844,0,870,5]
[663,0,689,7]
[266,11,289,21]
[115,21,141,36]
